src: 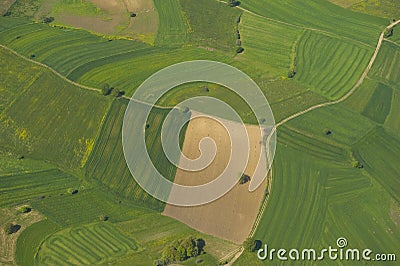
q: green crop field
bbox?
[0,67,110,169]
[15,219,61,266]
[0,169,78,208]
[239,0,386,45]
[180,0,241,52]
[85,99,189,211]
[295,30,372,99]
[37,223,138,266]
[370,41,400,87]
[154,0,189,47]
[237,13,303,79]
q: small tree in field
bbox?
[5,223,21,235]
[101,83,111,95]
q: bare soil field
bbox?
[163,116,267,244]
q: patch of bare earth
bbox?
[0,0,16,15]
[121,0,158,43]
[390,200,400,228]
[163,116,267,244]
[0,206,44,265]
[328,0,360,8]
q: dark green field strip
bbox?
[180,0,241,52]
[295,30,372,99]
[354,128,400,202]
[343,78,379,113]
[278,126,348,163]
[370,41,400,87]
[239,0,386,45]
[285,104,377,147]
[362,82,393,124]
[76,47,229,96]
[384,89,400,134]
[15,219,61,266]
[0,169,78,207]
[32,188,147,226]
[38,223,139,266]
[154,0,189,46]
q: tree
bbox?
[101,83,111,95]
[19,206,31,213]
[236,46,244,54]
[243,236,257,252]
[384,28,393,38]
[43,17,54,24]
[228,0,240,7]
[111,88,121,97]
[5,223,21,235]
[239,173,250,184]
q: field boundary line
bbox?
[383,38,400,48]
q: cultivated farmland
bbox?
[295,30,373,99]
[0,1,399,265]
[37,223,138,266]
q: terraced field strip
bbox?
[370,41,400,87]
[238,12,303,78]
[154,0,189,46]
[354,128,400,203]
[231,0,386,46]
[295,30,372,100]
[0,169,78,207]
[38,223,138,265]
[85,100,189,211]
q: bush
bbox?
[5,223,21,235]
[111,88,121,97]
[228,0,240,7]
[236,47,244,54]
[19,206,31,213]
[101,83,111,96]
[43,17,54,24]
[99,214,109,221]
[384,28,393,38]
[243,236,257,252]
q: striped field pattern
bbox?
[38,223,138,265]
